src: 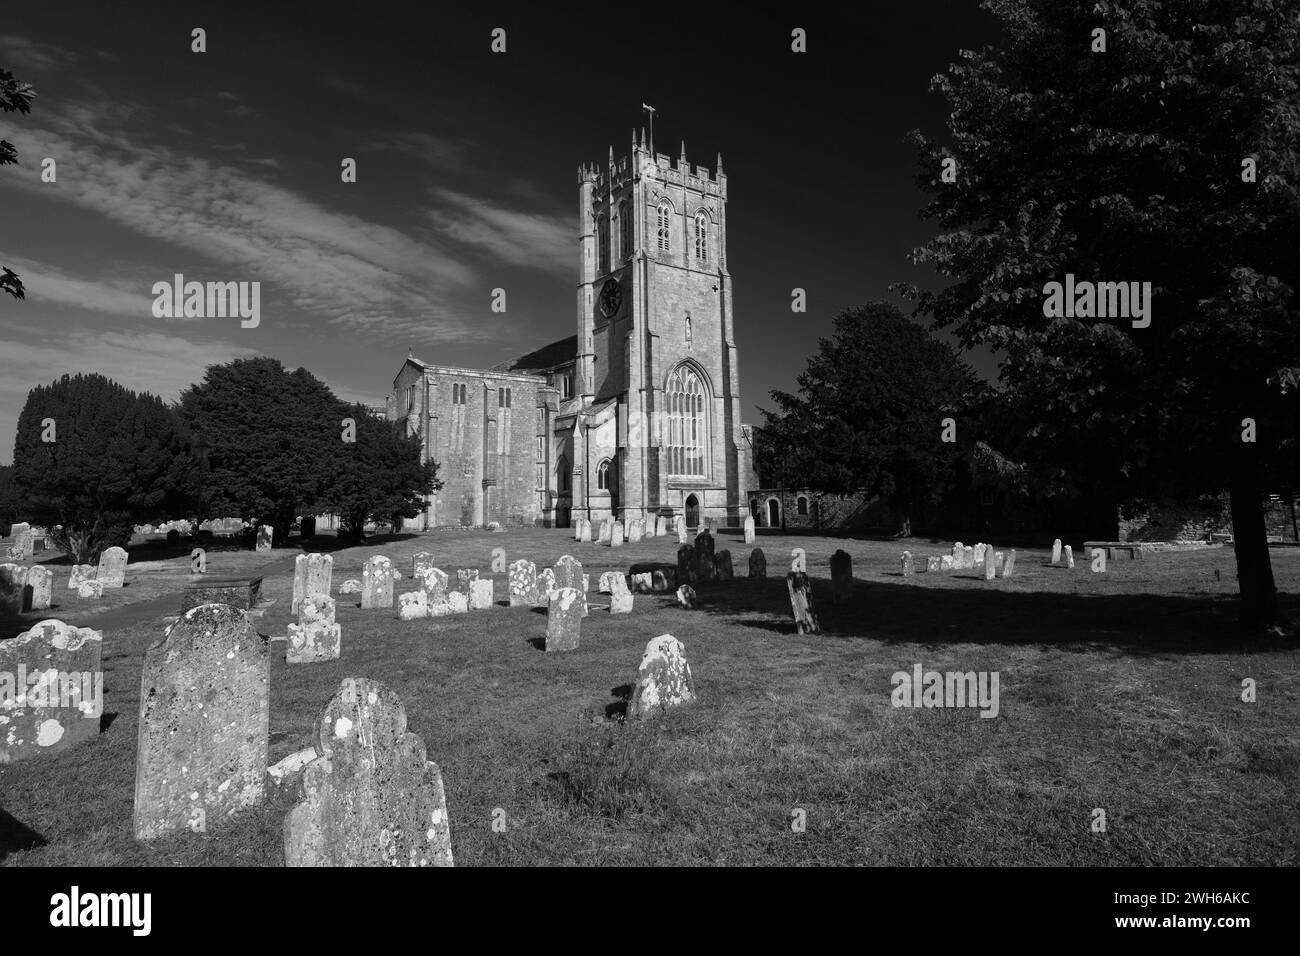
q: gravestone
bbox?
[300,516,316,539]
[597,520,612,545]
[455,568,478,592]
[362,556,395,609]
[412,552,437,580]
[676,545,695,586]
[573,521,583,541]
[786,572,820,634]
[469,579,494,609]
[292,553,333,615]
[134,604,269,840]
[714,550,734,581]
[77,580,104,599]
[940,555,954,570]
[508,559,537,607]
[609,575,633,614]
[598,571,622,593]
[652,569,674,592]
[446,591,469,613]
[68,565,95,591]
[627,519,643,544]
[1064,545,1075,569]
[9,523,34,560]
[1001,549,1017,578]
[546,587,582,652]
[749,548,766,579]
[288,594,341,663]
[951,542,964,568]
[553,555,586,616]
[963,546,975,569]
[256,525,273,552]
[983,547,997,581]
[416,566,448,603]
[1051,538,1063,565]
[630,572,653,593]
[610,521,624,548]
[675,585,698,609]
[534,568,556,606]
[97,546,128,589]
[657,515,668,537]
[627,635,695,720]
[284,678,453,867]
[676,516,687,544]
[927,555,942,572]
[398,590,429,620]
[181,577,262,613]
[0,619,103,761]
[579,519,593,543]
[973,543,987,566]
[644,516,656,538]
[25,565,53,611]
[339,579,362,595]
[901,551,914,576]
[694,531,715,583]
[831,550,852,603]
[743,515,755,545]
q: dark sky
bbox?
[0,2,1001,463]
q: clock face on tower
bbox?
[599,277,622,318]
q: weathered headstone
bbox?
[675,584,697,609]
[627,635,695,719]
[398,590,429,620]
[657,515,668,537]
[749,548,766,579]
[10,524,34,560]
[1001,549,1017,578]
[963,546,975,569]
[714,550,734,581]
[412,552,437,580]
[25,565,53,611]
[534,567,556,606]
[292,553,333,615]
[362,556,395,609]
[952,542,965,568]
[676,516,687,544]
[0,563,27,616]
[546,587,582,651]
[901,551,914,576]
[339,579,362,595]
[97,546,128,589]
[446,591,469,613]
[630,571,653,593]
[694,531,716,583]
[627,519,643,544]
[927,555,942,572]
[830,550,852,603]
[469,578,494,609]
[256,524,273,552]
[579,519,593,543]
[940,555,954,571]
[743,515,756,545]
[288,594,341,663]
[610,521,624,548]
[598,570,621,593]
[284,678,453,867]
[973,543,987,566]
[609,575,633,614]
[181,576,262,613]
[77,580,104,599]
[68,565,95,590]
[597,520,612,545]
[1051,538,1063,565]
[416,566,449,603]
[644,516,656,538]
[983,547,997,581]
[1064,545,1075,569]
[0,619,103,761]
[508,559,537,607]
[455,568,478,593]
[676,544,695,585]
[786,572,820,634]
[134,604,269,840]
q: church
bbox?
[387,129,756,530]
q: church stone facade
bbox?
[388,131,755,530]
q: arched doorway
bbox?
[685,494,700,530]
[767,498,781,527]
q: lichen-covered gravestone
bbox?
[25,565,53,611]
[133,604,269,840]
[362,556,396,609]
[598,571,621,593]
[0,619,102,761]
[284,678,453,867]
[398,589,429,620]
[786,572,820,634]
[288,594,341,663]
[901,551,914,577]
[97,546,128,589]
[255,524,273,552]
[447,591,469,613]
[412,551,437,580]
[68,565,95,591]
[628,634,695,720]
[508,559,537,607]
[534,567,556,606]
[339,579,362,595]
[927,555,942,572]
[469,579,494,609]
[417,566,448,603]
[9,523,33,560]
[0,563,27,616]
[546,587,582,652]
[675,584,697,609]
[553,555,586,617]
[830,550,852,603]
[951,542,965,569]
[292,553,333,615]
[714,550,734,581]
[694,531,715,583]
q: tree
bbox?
[758,302,979,536]
[904,0,1300,628]
[178,358,343,543]
[0,464,18,534]
[321,404,441,540]
[11,374,196,562]
[1,67,36,300]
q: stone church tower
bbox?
[387,128,754,530]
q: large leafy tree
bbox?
[322,403,441,540]
[12,374,196,561]
[904,0,1300,628]
[758,302,978,535]
[1,67,35,300]
[179,358,343,543]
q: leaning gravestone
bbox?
[694,531,716,583]
[284,678,453,867]
[256,525,273,552]
[675,585,698,609]
[830,550,852,603]
[1051,538,1063,565]
[292,553,333,615]
[546,587,582,652]
[749,548,766,579]
[362,556,395,609]
[0,563,27,616]
[743,515,756,545]
[417,566,449,603]
[508,559,537,607]
[97,546,128,589]
[714,550,734,581]
[786,572,820,634]
[1064,545,1075,569]
[469,579,494,609]
[412,551,437,580]
[610,575,633,614]
[598,571,622,593]
[0,619,103,761]
[25,565,53,611]
[1001,549,1017,578]
[68,565,95,591]
[288,594,341,664]
[627,635,695,720]
[134,604,269,840]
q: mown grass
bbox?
[2,528,1297,865]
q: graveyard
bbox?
[2,524,1296,866]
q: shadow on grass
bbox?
[0,807,47,861]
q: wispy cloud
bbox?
[428,188,571,275]
[0,253,155,319]
[0,35,78,72]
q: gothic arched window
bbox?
[597,458,612,491]
[797,495,809,516]
[657,202,671,252]
[557,455,570,493]
[665,365,708,478]
[619,200,632,259]
[695,213,709,265]
[597,213,609,274]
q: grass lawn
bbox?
[2,528,1297,865]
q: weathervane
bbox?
[642,103,655,155]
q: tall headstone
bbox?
[97,546,128,589]
[983,547,997,581]
[288,594,342,663]
[714,550,734,581]
[534,567,556,606]
[362,556,395,609]
[610,521,625,548]
[627,635,695,719]
[657,515,668,537]
[973,543,987,566]
[292,553,333,615]
[508,559,537,607]
[0,619,102,761]
[553,555,586,617]
[952,542,965,569]
[134,604,269,840]
[786,572,820,634]
[694,531,716,583]
[25,565,53,611]
[1001,549,1017,578]
[749,548,766,579]
[644,516,656,538]
[901,551,914,576]
[676,544,695,586]
[284,678,453,867]
[627,519,643,544]
[0,563,27,615]
[743,515,756,544]
[676,516,687,544]
[597,520,612,545]
[1052,538,1063,565]
[609,575,633,614]
[256,524,273,552]
[830,550,852,603]
[1064,545,1075,569]
[546,587,582,652]
[9,523,33,560]
[579,519,593,543]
